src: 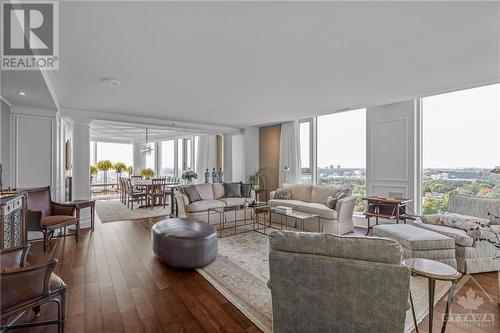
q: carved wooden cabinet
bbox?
[0,194,26,250]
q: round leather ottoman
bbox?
[151,218,218,268]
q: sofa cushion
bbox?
[326,191,348,210]
[212,183,225,199]
[241,183,253,198]
[269,199,306,210]
[219,197,246,207]
[183,185,201,203]
[195,183,215,200]
[283,183,313,202]
[413,223,474,247]
[296,203,337,219]
[310,185,352,204]
[373,224,455,250]
[274,189,291,200]
[438,212,491,229]
[224,183,242,198]
[187,200,225,213]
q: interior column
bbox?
[71,118,92,226]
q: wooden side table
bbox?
[66,200,96,231]
[363,196,417,236]
[254,189,268,203]
[403,258,461,333]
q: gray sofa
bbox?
[268,230,410,333]
[175,183,255,223]
[269,183,357,235]
[415,193,500,274]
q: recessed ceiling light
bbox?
[101,78,120,87]
[17,91,26,96]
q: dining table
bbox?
[130,179,179,215]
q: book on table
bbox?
[274,206,292,213]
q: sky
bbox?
[423,83,499,168]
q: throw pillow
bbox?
[224,182,242,198]
[325,190,347,210]
[183,185,202,203]
[274,189,291,200]
[241,183,253,198]
[438,212,491,230]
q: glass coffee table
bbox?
[254,205,321,235]
[208,205,255,237]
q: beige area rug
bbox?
[96,200,171,223]
[197,231,451,333]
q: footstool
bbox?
[151,218,218,268]
[373,224,457,269]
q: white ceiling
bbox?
[3,1,500,128]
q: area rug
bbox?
[197,231,451,333]
[96,200,171,223]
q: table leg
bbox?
[91,204,95,231]
[365,217,370,236]
[170,188,175,217]
[428,278,436,333]
[441,279,457,333]
[410,290,419,333]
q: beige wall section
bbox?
[216,135,223,169]
[259,124,281,192]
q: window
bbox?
[177,139,184,175]
[145,142,155,171]
[194,136,199,171]
[317,109,366,212]
[300,121,312,184]
[422,84,500,214]
[186,138,192,170]
[161,140,175,177]
[95,141,133,183]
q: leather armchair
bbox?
[0,245,67,332]
[24,186,79,253]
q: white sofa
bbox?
[269,183,357,235]
[175,183,255,223]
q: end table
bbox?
[403,258,461,333]
[66,199,96,231]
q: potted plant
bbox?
[247,169,265,190]
[139,168,155,179]
[114,162,127,180]
[126,165,134,177]
[181,169,198,184]
[90,165,98,184]
[95,160,113,193]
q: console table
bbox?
[363,196,417,235]
[0,193,27,250]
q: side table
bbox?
[403,258,461,333]
[254,189,268,203]
[66,200,96,231]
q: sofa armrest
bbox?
[421,214,442,225]
[174,192,189,218]
[336,196,357,223]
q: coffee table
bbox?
[403,258,461,333]
[208,205,255,237]
[254,206,321,234]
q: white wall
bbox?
[232,134,245,182]
[366,100,419,211]
[1,101,11,188]
[244,127,259,178]
[10,106,60,192]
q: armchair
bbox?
[0,244,67,332]
[24,186,79,253]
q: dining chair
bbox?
[148,178,167,209]
[1,244,67,332]
[24,186,79,253]
[125,179,147,210]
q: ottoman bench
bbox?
[373,224,457,269]
[151,218,218,268]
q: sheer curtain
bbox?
[195,135,217,180]
[279,121,301,186]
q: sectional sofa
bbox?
[269,183,357,235]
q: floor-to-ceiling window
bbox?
[317,108,366,212]
[422,84,500,214]
[300,120,312,184]
[95,141,133,183]
[177,139,184,175]
[145,143,155,171]
[161,140,175,177]
[186,138,192,170]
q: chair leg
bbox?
[33,305,41,317]
[75,221,80,242]
[59,292,66,333]
[43,231,49,253]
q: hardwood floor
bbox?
[8,216,499,332]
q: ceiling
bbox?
[90,122,181,143]
[3,1,500,128]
